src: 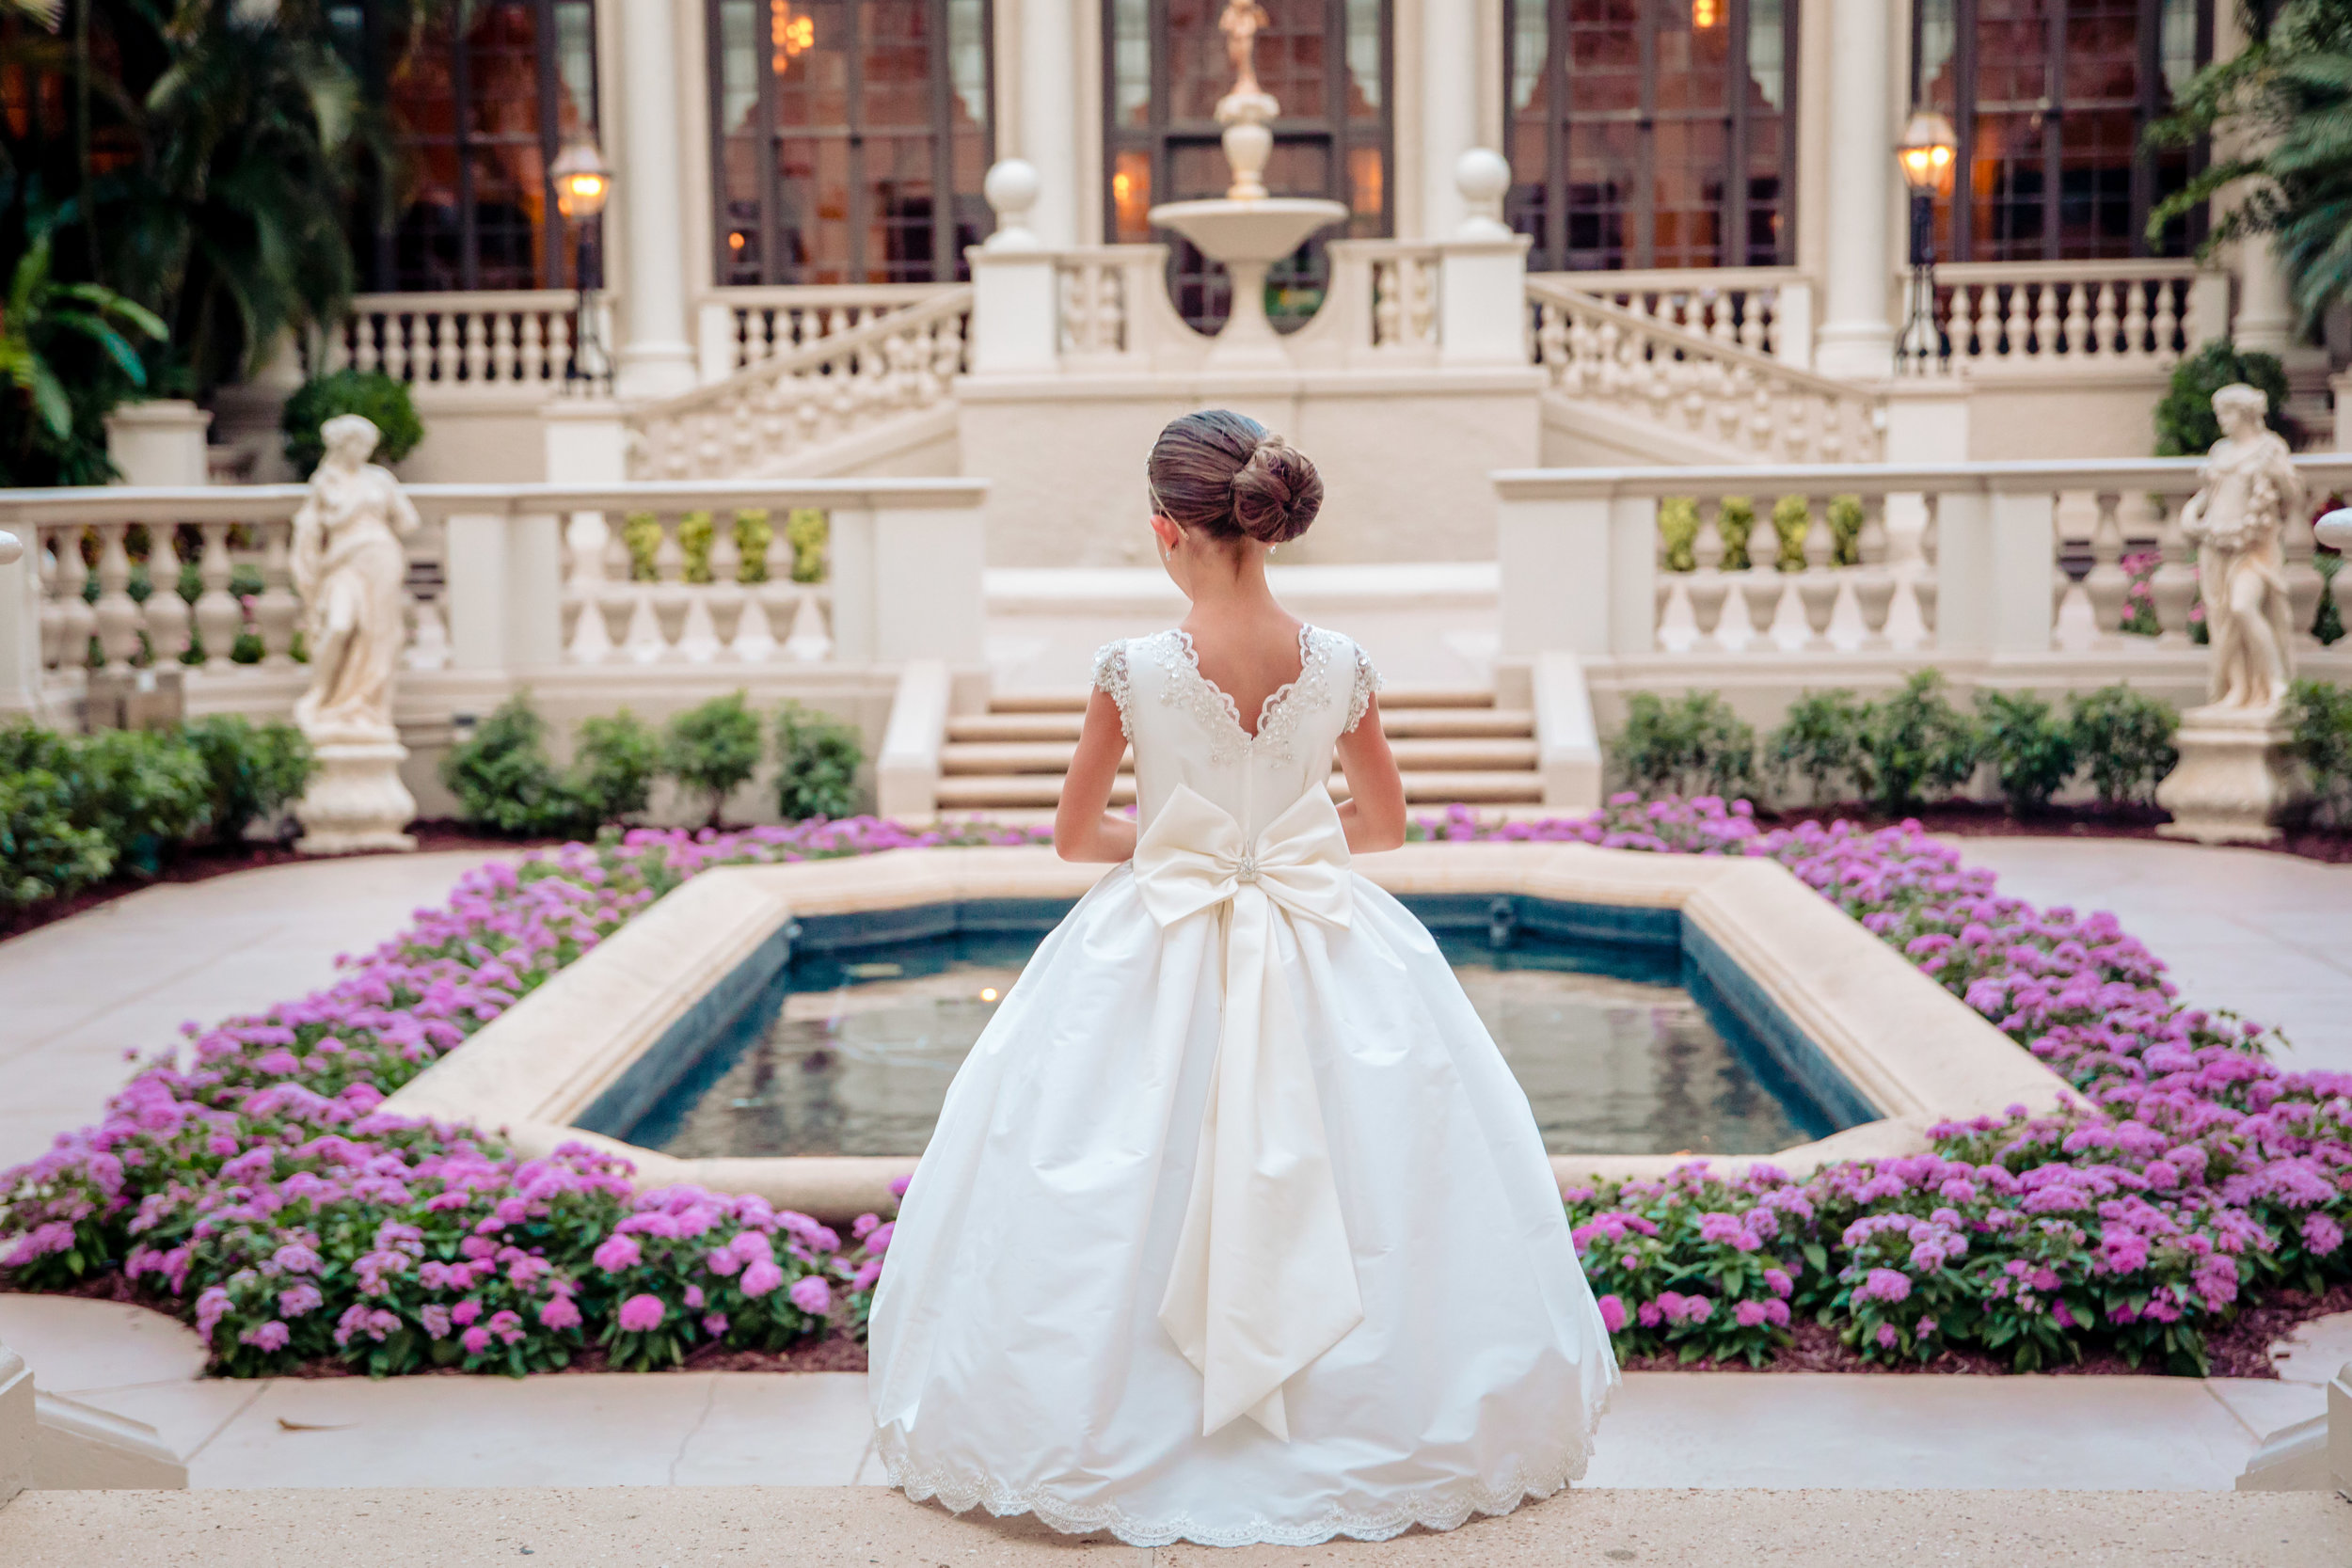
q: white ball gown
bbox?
[868,625,1619,1547]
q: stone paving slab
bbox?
[1,1485,2346,1568]
[1953,837,2352,1074]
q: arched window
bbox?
[707,0,994,285]
[1504,0,1794,274]
[334,0,601,293]
[1104,0,1391,331]
[1913,0,2210,261]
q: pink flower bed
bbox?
[2,799,2345,1378]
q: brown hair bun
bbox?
[1147,409,1324,546]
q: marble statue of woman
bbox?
[1219,0,1270,100]
[2178,382,2302,714]
[290,414,420,745]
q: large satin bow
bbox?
[1132,783,1363,1440]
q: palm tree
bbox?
[2149,0,2352,327]
[0,225,167,483]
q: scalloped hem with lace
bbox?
[874,1390,1613,1550]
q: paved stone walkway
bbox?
[0,851,512,1172]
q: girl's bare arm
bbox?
[1334,693,1406,853]
[1054,690,1138,863]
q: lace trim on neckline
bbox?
[1154,625,1330,765]
[875,1379,1613,1549]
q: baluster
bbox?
[2051,280,2080,359]
[2078,492,2128,638]
[89,523,142,671]
[1853,497,1898,646]
[144,523,190,668]
[2150,497,2201,640]
[548,313,574,381]
[516,312,544,383]
[2121,281,2150,361]
[405,594,452,671]
[53,526,96,672]
[1686,501,1731,648]
[2283,492,2326,643]
[2003,282,2032,360]
[1792,498,1839,648]
[1913,499,1941,639]
[785,587,834,661]
[1739,292,1769,355]
[2090,281,2119,358]
[491,313,516,383]
[351,313,380,374]
[34,524,63,671]
[1374,259,1402,347]
[462,312,487,383]
[2150,278,2181,362]
[255,518,302,665]
[1979,283,2007,361]
[1411,257,1438,345]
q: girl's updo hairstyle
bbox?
[1147,409,1323,546]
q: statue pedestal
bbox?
[2154,706,2309,846]
[295,739,419,855]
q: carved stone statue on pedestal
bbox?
[290,414,421,853]
[2155,384,2312,844]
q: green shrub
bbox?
[2288,678,2352,827]
[0,721,72,775]
[179,716,314,846]
[0,768,114,912]
[772,703,864,821]
[786,509,829,583]
[2066,686,2179,810]
[1827,496,1865,567]
[1768,689,1868,805]
[1974,690,2078,816]
[438,696,576,837]
[569,711,662,829]
[1611,691,1760,801]
[665,693,765,828]
[2153,341,2294,456]
[1770,494,1811,571]
[1854,671,1980,816]
[1659,499,1700,572]
[71,730,214,877]
[280,371,425,478]
[1716,498,1755,572]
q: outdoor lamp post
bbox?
[1896,110,1958,373]
[551,139,613,390]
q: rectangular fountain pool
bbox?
[602,894,1878,1162]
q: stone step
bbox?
[946,705,1534,743]
[979,682,1499,716]
[940,736,1537,776]
[934,768,1544,811]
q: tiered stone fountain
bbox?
[1145,0,1348,370]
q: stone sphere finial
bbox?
[0,530,22,567]
[1454,149,1513,240]
[983,159,1042,251]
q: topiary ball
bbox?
[281,370,426,478]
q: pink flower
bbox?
[617,1293,666,1332]
[787,1275,833,1316]
[703,1312,729,1337]
[739,1259,787,1298]
[461,1325,492,1356]
[1596,1293,1627,1333]
[1874,1323,1899,1350]
[239,1321,291,1352]
[539,1295,583,1331]
[592,1232,643,1274]
[1734,1300,1769,1328]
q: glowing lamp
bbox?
[551,140,613,220]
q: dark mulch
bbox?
[1761,799,2352,864]
[1617,1282,2352,1379]
[0,820,561,945]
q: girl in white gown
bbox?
[867,410,1618,1546]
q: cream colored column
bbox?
[2234,234,2295,355]
[1419,0,1481,242]
[612,0,697,399]
[1812,0,1897,378]
[1017,0,1080,247]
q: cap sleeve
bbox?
[1091,640,1134,741]
[1343,641,1382,735]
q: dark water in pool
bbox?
[625,926,1827,1160]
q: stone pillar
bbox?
[103,400,212,486]
[1419,0,1481,241]
[1016,0,1079,248]
[1813,0,1896,378]
[969,161,1060,375]
[612,0,697,400]
[1438,151,1531,368]
[2234,233,2296,356]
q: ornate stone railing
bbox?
[1527,277,1884,465]
[0,479,988,715]
[1535,267,1808,364]
[1496,456,2352,667]
[627,290,973,481]
[1915,260,2229,376]
[1051,248,1170,361]
[326,291,611,393]
[695,284,955,381]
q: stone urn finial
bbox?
[0,530,21,568]
[982,158,1041,251]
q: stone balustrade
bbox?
[0,479,989,720]
[326,292,612,393]
[1538,267,1810,366]
[694,284,954,382]
[1496,456,2352,672]
[1916,261,2229,376]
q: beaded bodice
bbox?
[1093,625,1379,842]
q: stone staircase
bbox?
[934,685,1544,819]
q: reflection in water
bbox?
[649,947,1812,1161]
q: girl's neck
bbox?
[1178,542,1288,626]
